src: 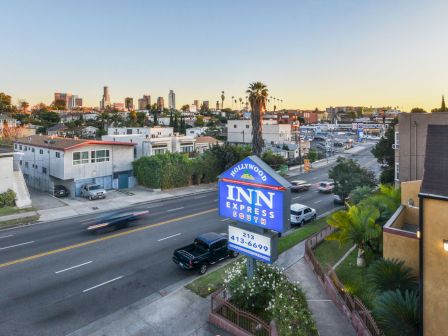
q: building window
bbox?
[233,125,237,128]
[32,148,35,152]
[42,167,47,174]
[20,160,22,166]
[395,162,399,181]
[181,145,194,153]
[127,129,132,135]
[246,125,249,129]
[55,152,61,158]
[25,162,28,168]
[73,151,89,165]
[19,145,22,150]
[24,146,27,151]
[90,149,110,163]
[14,144,17,149]
[39,149,43,154]
[153,148,167,154]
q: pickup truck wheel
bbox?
[300,220,305,227]
[199,264,207,275]
[231,251,239,258]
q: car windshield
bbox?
[89,185,102,190]
[291,210,302,216]
[320,182,328,187]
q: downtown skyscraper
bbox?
[100,86,111,110]
[168,90,176,110]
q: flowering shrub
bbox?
[224,259,318,336]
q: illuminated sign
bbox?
[219,156,291,233]
[228,224,278,263]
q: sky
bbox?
[2,0,448,111]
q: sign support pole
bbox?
[244,225,268,279]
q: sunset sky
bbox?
[2,0,447,111]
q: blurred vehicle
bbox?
[291,180,311,192]
[85,210,149,233]
[318,181,335,193]
[81,184,106,200]
[333,141,344,147]
[333,194,350,205]
[54,185,69,198]
[290,203,316,226]
[172,232,238,274]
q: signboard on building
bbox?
[304,159,311,172]
[218,156,291,233]
[228,224,278,264]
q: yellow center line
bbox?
[0,208,217,269]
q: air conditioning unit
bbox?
[392,144,399,149]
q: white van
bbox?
[290,203,317,226]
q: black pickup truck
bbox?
[172,232,238,274]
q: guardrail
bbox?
[305,226,382,336]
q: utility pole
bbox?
[296,123,302,173]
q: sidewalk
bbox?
[37,184,217,222]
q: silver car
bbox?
[80,184,107,200]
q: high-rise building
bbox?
[202,101,209,110]
[193,100,200,110]
[157,97,165,111]
[168,90,176,110]
[100,86,111,110]
[54,92,83,109]
[138,95,151,110]
[125,97,134,111]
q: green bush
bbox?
[0,189,16,207]
[224,260,318,336]
[367,259,418,293]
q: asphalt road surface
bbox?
[0,145,379,336]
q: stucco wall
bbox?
[383,231,419,275]
[423,198,448,336]
[400,180,421,206]
[0,155,15,193]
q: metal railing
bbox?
[211,288,271,336]
[305,225,383,336]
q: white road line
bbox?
[157,233,181,242]
[220,218,231,222]
[0,235,13,239]
[83,276,123,293]
[0,241,34,250]
[55,261,93,274]
[167,207,184,212]
[194,195,207,199]
[214,199,218,202]
[293,196,301,200]
[314,200,322,204]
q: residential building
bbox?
[102,126,196,158]
[195,136,223,153]
[227,120,292,145]
[0,147,31,208]
[47,124,69,137]
[157,97,165,111]
[186,127,208,137]
[383,125,448,336]
[100,86,111,110]
[394,112,448,184]
[0,114,20,135]
[113,102,125,111]
[168,90,176,110]
[138,95,151,110]
[125,97,134,111]
[13,135,135,196]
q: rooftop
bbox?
[196,136,221,144]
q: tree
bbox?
[374,290,419,336]
[371,120,396,183]
[20,101,29,114]
[129,110,137,123]
[153,109,158,125]
[180,104,189,112]
[173,113,179,132]
[326,205,381,267]
[361,184,400,223]
[328,157,377,200]
[261,150,287,170]
[349,186,374,204]
[410,107,427,113]
[53,99,67,110]
[246,82,268,157]
[169,112,174,127]
[0,92,13,112]
[368,259,418,293]
[180,117,186,134]
[195,115,204,127]
[221,91,225,109]
[136,112,147,126]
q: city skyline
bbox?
[2,0,448,111]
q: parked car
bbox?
[85,210,149,233]
[54,185,69,198]
[81,184,107,200]
[318,181,335,193]
[290,203,317,226]
[172,232,238,274]
[333,194,350,205]
[291,180,311,192]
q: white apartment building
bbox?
[14,135,136,197]
[186,127,208,137]
[227,120,292,145]
[102,126,196,158]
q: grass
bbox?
[335,249,377,309]
[314,239,353,269]
[0,215,40,229]
[186,214,332,297]
[0,206,36,217]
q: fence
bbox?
[305,226,382,336]
[210,288,273,336]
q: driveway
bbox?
[29,188,67,210]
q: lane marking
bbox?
[157,233,181,242]
[194,195,206,199]
[220,218,231,222]
[213,199,218,202]
[0,241,34,251]
[293,196,301,200]
[55,261,93,274]
[0,235,13,239]
[314,200,322,204]
[167,207,184,212]
[83,276,123,293]
[0,208,217,269]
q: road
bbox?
[0,145,379,336]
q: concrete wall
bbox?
[422,198,448,336]
[0,155,15,193]
[400,180,421,206]
[227,120,292,145]
[383,230,419,274]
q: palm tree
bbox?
[361,184,401,223]
[367,259,418,293]
[246,82,268,156]
[239,97,243,110]
[231,96,234,109]
[326,205,381,267]
[20,101,29,114]
[374,290,419,336]
[221,91,225,109]
[349,186,374,204]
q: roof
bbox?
[195,136,221,144]
[47,124,68,132]
[197,232,225,244]
[420,125,448,198]
[14,135,135,151]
